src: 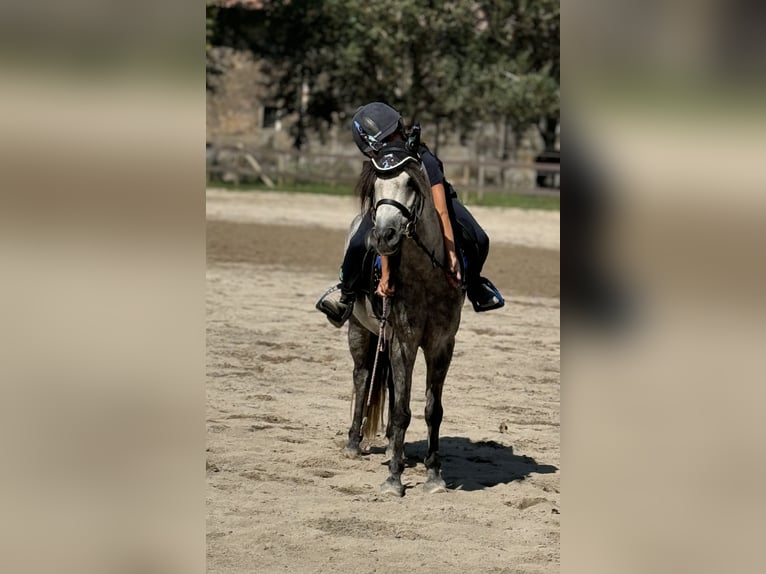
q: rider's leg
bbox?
[316,215,373,327]
[339,216,373,295]
[450,199,504,312]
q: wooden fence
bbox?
[206,143,560,196]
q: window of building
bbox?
[262,106,279,129]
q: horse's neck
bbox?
[390,194,464,340]
[420,198,445,257]
[401,198,444,279]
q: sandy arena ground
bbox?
[206,189,560,573]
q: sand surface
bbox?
[206,189,560,573]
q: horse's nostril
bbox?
[383,227,396,242]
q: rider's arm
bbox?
[430,182,461,286]
[378,255,395,296]
[430,182,455,251]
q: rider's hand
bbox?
[376,272,396,297]
[447,250,461,289]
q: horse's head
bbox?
[369,163,429,256]
[362,135,429,255]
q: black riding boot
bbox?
[316,283,356,328]
[467,276,505,313]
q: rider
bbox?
[317,101,504,327]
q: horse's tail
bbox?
[361,335,389,445]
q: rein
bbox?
[409,229,456,278]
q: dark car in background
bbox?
[535,150,560,189]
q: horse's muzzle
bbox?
[369,225,402,256]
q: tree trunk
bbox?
[293,73,308,150]
[500,116,510,187]
[501,115,511,161]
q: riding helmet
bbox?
[351,102,403,155]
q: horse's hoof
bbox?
[343,446,361,459]
[380,478,404,497]
[423,477,447,494]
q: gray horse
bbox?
[344,161,464,497]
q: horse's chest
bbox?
[391,298,456,340]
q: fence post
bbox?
[277,152,285,185]
[477,155,485,201]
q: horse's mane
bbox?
[354,160,430,215]
[354,161,378,214]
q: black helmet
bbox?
[351,102,402,155]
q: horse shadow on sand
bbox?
[369,436,557,492]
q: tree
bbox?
[473,0,560,152]
[208,0,560,152]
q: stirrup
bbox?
[316,284,354,327]
[468,277,505,313]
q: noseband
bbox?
[373,194,422,237]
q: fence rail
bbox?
[206,142,560,195]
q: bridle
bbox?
[372,193,422,238]
[367,125,459,280]
[369,133,425,236]
[371,171,456,279]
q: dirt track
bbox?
[206,190,560,573]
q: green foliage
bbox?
[209,0,559,150]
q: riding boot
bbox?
[467,276,505,313]
[316,283,356,328]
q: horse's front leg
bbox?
[380,337,415,497]
[345,319,372,458]
[422,336,455,493]
[384,368,395,461]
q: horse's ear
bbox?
[405,123,421,156]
